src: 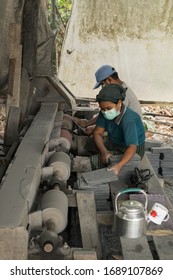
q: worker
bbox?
[73,64,143,135]
[93,84,145,175]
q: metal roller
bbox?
[62,114,73,131]
[48,151,71,181]
[49,128,72,151]
[59,128,72,150]
[76,135,89,156]
[50,127,61,139]
[41,189,68,234]
[49,127,61,151]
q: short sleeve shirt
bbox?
[96,107,145,147]
[122,82,143,118]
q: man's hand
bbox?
[101,152,112,164]
[72,117,88,127]
[107,163,122,175]
[107,145,137,175]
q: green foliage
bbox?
[57,0,72,23]
[47,0,72,68]
[47,0,72,28]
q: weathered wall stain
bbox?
[78,0,173,41]
[59,0,173,101]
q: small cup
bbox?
[147,202,169,225]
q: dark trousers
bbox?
[85,136,145,158]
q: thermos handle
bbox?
[115,188,148,214]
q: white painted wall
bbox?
[58,0,173,102]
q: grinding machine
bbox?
[0,81,104,260]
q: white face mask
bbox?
[102,108,120,120]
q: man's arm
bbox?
[73,114,98,128]
[108,144,137,175]
[93,126,112,164]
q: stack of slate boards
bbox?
[77,152,141,210]
[145,146,173,177]
[77,168,118,211]
[108,154,141,181]
[145,139,163,151]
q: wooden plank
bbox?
[120,236,153,260]
[7,23,22,113]
[76,191,102,259]
[73,249,97,260]
[153,235,173,259]
[147,229,173,236]
[8,23,21,52]
[0,227,28,260]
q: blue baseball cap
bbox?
[93,65,117,89]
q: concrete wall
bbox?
[58,0,173,102]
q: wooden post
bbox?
[6,23,22,115]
